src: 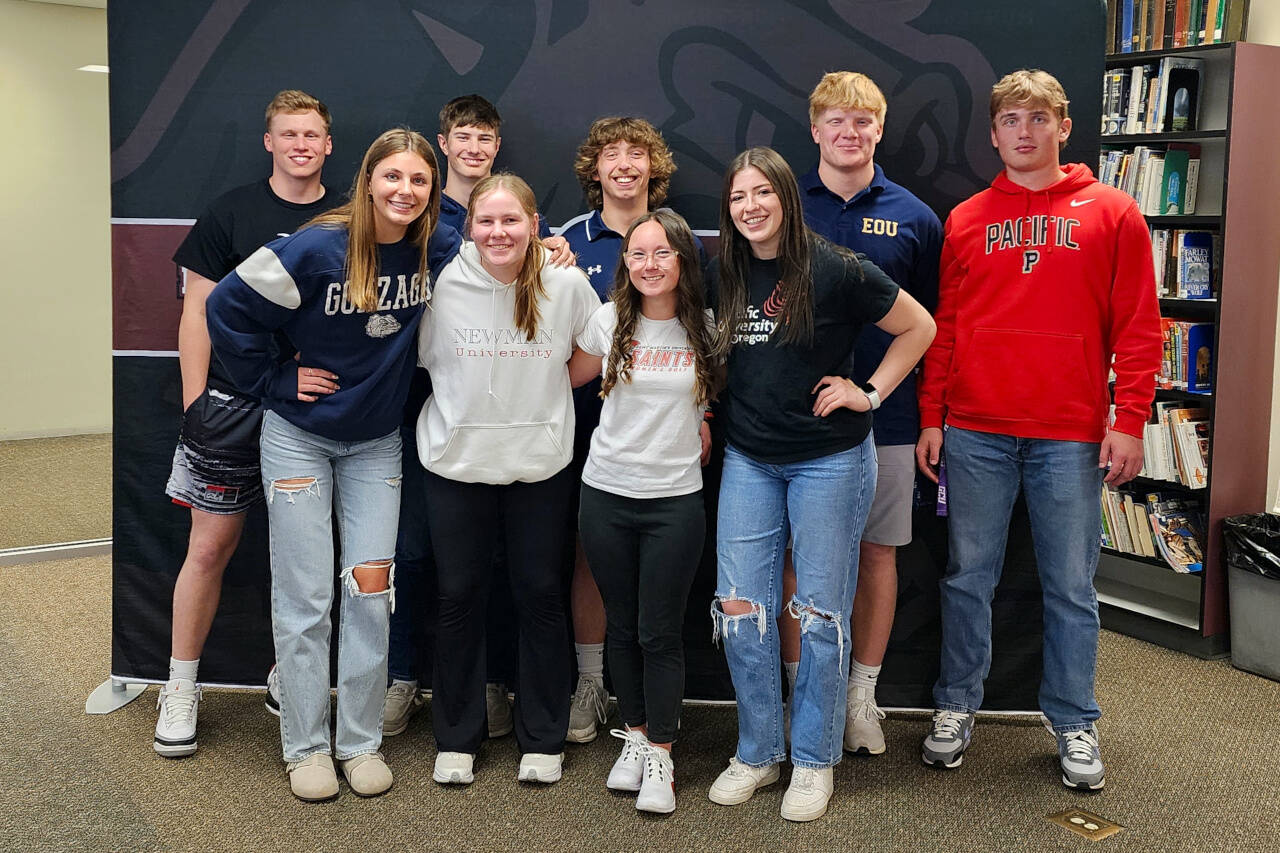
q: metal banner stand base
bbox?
[85,678,147,714]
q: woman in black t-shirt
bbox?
[705,147,934,822]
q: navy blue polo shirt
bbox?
[799,164,942,446]
[439,191,552,239]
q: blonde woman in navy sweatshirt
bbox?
[206,129,459,802]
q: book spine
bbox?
[1184,158,1199,213]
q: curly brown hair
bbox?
[572,117,675,210]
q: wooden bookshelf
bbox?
[1099,41,1280,657]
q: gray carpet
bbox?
[3,436,1279,851]
[2,553,1279,852]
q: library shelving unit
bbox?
[1098,41,1280,657]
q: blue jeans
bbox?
[259,411,401,763]
[713,438,876,769]
[934,426,1104,733]
[388,424,433,683]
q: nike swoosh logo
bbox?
[1069,199,1095,207]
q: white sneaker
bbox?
[707,756,781,805]
[518,752,564,784]
[154,678,200,757]
[486,682,514,738]
[636,747,676,814]
[382,680,424,736]
[780,766,834,822]
[606,728,649,792]
[567,676,609,743]
[843,685,887,755]
[265,664,281,717]
[432,751,475,785]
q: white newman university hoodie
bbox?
[416,241,600,484]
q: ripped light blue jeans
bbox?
[259,410,401,764]
[713,437,875,769]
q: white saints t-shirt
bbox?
[579,302,707,499]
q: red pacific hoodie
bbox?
[918,163,1161,442]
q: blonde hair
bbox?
[468,173,548,341]
[808,71,887,126]
[989,69,1071,125]
[265,89,331,133]
[573,117,676,210]
[307,129,440,312]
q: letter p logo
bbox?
[1021,249,1041,274]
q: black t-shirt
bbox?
[709,239,899,464]
[172,178,334,393]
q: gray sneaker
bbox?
[1050,721,1106,790]
[382,680,424,736]
[921,709,974,768]
[486,682,514,738]
[566,676,608,744]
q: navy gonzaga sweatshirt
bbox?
[206,223,461,441]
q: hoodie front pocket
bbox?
[430,421,565,476]
[949,328,1100,426]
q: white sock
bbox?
[575,643,605,681]
[849,659,881,701]
[391,678,417,690]
[783,660,799,693]
[169,656,198,684]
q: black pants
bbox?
[578,484,705,744]
[425,466,574,755]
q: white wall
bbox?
[0,0,110,438]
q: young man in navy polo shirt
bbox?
[780,72,942,757]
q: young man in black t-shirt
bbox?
[155,90,334,758]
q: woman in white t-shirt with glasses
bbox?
[568,209,719,816]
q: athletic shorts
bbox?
[165,386,264,514]
[861,443,915,547]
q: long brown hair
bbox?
[715,146,814,349]
[602,209,718,407]
[308,128,440,312]
[467,173,548,341]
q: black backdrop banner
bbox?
[109,0,1104,707]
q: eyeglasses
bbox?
[624,248,678,266]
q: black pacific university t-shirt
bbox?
[172,178,334,394]
[709,239,899,464]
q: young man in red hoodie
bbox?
[914,69,1160,790]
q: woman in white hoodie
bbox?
[417,173,600,786]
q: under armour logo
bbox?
[587,264,603,276]
[1022,249,1041,273]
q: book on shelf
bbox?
[1100,485,1206,572]
[1108,0,1249,53]
[1149,227,1217,298]
[1157,319,1214,392]
[1163,65,1201,131]
[1135,400,1210,485]
[1099,145,1200,216]
[1177,231,1213,296]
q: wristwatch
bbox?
[858,381,882,411]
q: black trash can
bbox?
[1223,514,1280,681]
